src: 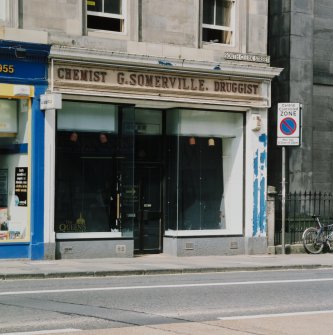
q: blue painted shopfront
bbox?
[0,40,50,259]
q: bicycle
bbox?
[302,215,333,254]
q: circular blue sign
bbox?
[280,117,297,135]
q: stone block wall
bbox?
[269,0,333,193]
[14,0,270,63]
[311,1,333,191]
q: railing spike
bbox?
[274,189,333,246]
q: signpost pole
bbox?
[281,146,286,254]
[277,103,301,254]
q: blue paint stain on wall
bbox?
[258,150,267,234]
[260,150,266,168]
[253,149,259,177]
[259,134,267,146]
[253,134,268,237]
[259,176,266,234]
[253,150,259,236]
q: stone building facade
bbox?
[269,0,333,193]
[0,0,280,259]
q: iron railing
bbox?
[275,191,333,245]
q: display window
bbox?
[55,101,135,238]
[55,101,244,242]
[165,109,244,236]
[0,97,31,242]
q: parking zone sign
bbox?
[277,103,301,146]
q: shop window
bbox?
[0,99,30,242]
[55,102,135,237]
[134,109,163,163]
[202,0,235,45]
[165,109,243,235]
[179,136,223,230]
[87,0,126,33]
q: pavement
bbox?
[1,252,333,280]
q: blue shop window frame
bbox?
[0,85,47,260]
[30,85,47,259]
[0,41,50,259]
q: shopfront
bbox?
[45,50,280,258]
[0,41,49,259]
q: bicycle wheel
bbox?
[302,227,324,254]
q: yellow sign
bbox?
[0,64,15,74]
[0,84,34,98]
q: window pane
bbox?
[104,0,121,14]
[0,0,6,21]
[88,15,122,32]
[55,131,116,233]
[166,134,178,230]
[200,138,223,229]
[216,0,231,26]
[203,0,215,25]
[58,101,117,132]
[179,137,223,230]
[202,27,232,44]
[55,106,135,236]
[87,0,102,12]
[0,99,17,134]
[0,100,29,243]
[165,109,179,231]
[135,109,162,162]
[166,109,243,233]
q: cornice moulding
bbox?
[50,45,283,81]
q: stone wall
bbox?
[288,0,314,192]
[15,0,269,62]
[312,0,333,191]
[268,0,314,192]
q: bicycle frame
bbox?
[302,216,333,254]
[313,216,333,251]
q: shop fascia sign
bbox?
[40,92,62,110]
[52,64,265,104]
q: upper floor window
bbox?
[0,0,19,28]
[202,0,235,45]
[87,0,125,33]
[0,0,7,23]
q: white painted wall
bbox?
[44,109,56,246]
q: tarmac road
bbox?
[1,268,333,334]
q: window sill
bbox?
[87,30,128,40]
[201,42,237,51]
[164,229,233,237]
[56,232,123,239]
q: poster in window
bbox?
[15,167,28,207]
[0,169,8,207]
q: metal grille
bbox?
[275,191,333,245]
